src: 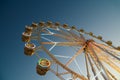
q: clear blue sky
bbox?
[1,0,120,80]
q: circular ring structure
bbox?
[22,21,120,80]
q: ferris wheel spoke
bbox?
[87,52,99,80]
[67,30,82,41]
[88,43,111,80]
[87,49,107,80]
[74,59,85,76]
[65,46,85,66]
[41,36,54,42]
[92,43,120,69]
[106,70,117,80]
[54,55,72,59]
[91,70,102,80]
[42,28,84,43]
[41,33,54,36]
[53,33,77,41]
[92,43,120,61]
[51,62,71,78]
[42,28,74,41]
[59,72,70,75]
[54,32,77,41]
[43,28,73,40]
[41,45,88,80]
[45,28,54,34]
[85,52,90,80]
[91,43,120,67]
[101,57,120,73]
[30,36,38,40]
[93,42,120,56]
[58,29,72,37]
[41,42,83,46]
[49,68,65,80]
[48,42,57,51]
[99,56,120,79]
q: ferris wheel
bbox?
[22,21,120,80]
